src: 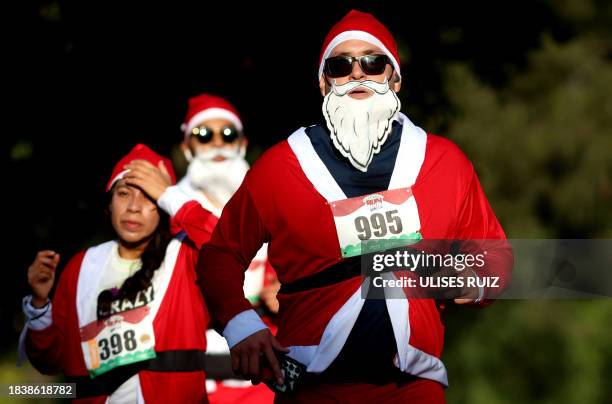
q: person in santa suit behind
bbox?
[196,9,513,404]
[20,144,218,403]
[178,94,278,404]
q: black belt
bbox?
[279,242,459,295]
[204,353,235,380]
[279,256,363,294]
[67,350,206,399]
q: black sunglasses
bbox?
[191,125,240,144]
[323,54,391,78]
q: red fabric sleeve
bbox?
[25,251,84,375]
[196,180,270,328]
[456,169,513,301]
[172,200,218,249]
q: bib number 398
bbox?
[98,330,137,360]
[80,306,157,377]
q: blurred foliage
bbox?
[436,2,612,402]
[443,36,612,238]
[9,141,33,162]
[444,301,612,404]
[0,348,59,403]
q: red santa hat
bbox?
[181,93,243,139]
[318,10,401,79]
[106,144,176,192]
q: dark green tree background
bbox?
[433,2,612,402]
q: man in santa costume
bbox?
[21,144,218,403]
[197,10,513,403]
[179,94,278,403]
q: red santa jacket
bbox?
[25,187,218,403]
[198,113,513,387]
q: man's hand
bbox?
[27,250,59,308]
[123,159,172,201]
[419,264,480,304]
[260,279,281,314]
[453,269,481,304]
[230,328,289,385]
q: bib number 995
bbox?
[354,209,403,240]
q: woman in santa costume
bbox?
[21,144,218,403]
[197,10,513,404]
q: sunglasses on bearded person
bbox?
[191,125,240,144]
[323,54,391,78]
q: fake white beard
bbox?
[184,147,249,207]
[322,78,401,172]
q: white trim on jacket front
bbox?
[285,114,449,386]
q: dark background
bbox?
[3,1,612,402]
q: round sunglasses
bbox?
[191,125,240,144]
[323,54,391,78]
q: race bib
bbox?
[80,305,156,378]
[330,187,422,258]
